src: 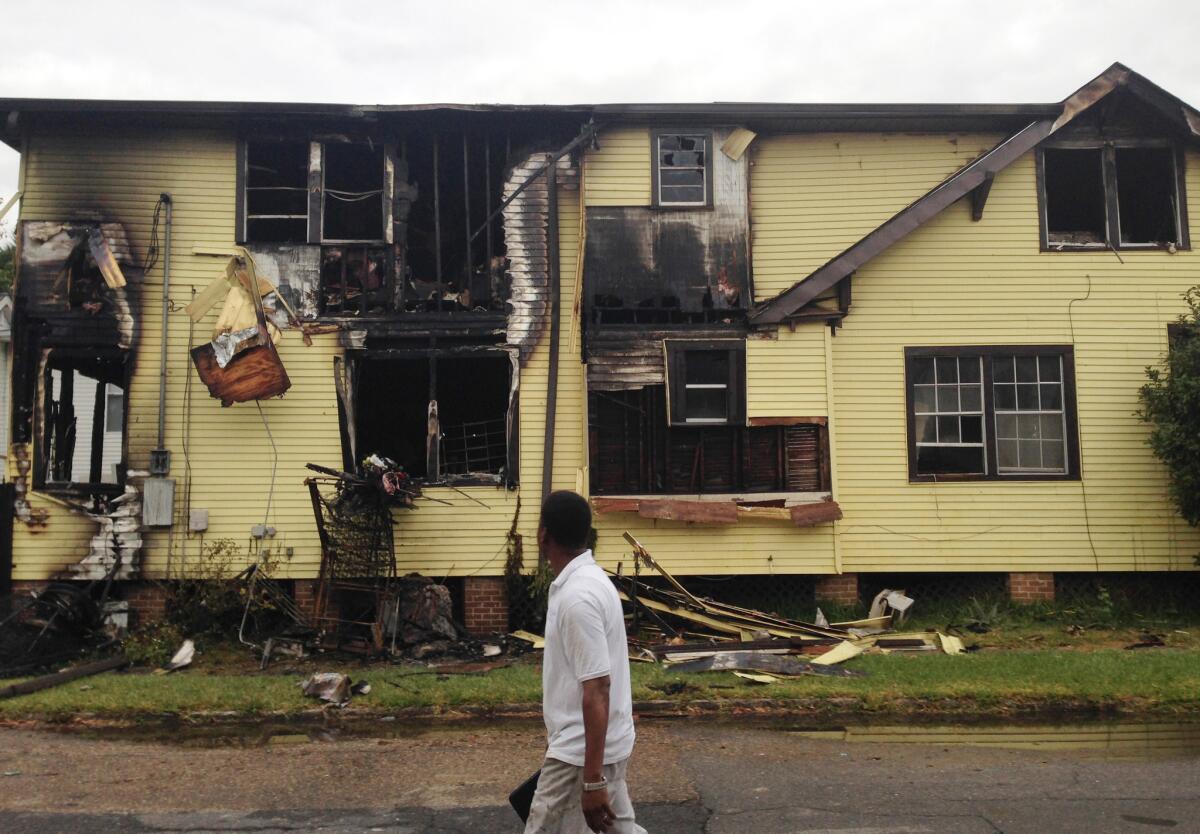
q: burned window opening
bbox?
[400,132,511,314]
[653,132,711,208]
[36,349,128,492]
[1116,147,1179,245]
[588,386,827,496]
[348,353,512,483]
[1043,148,1107,246]
[1041,144,1185,249]
[322,143,386,242]
[245,141,309,244]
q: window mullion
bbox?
[1103,144,1121,248]
[982,355,997,478]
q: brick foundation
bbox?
[1009,572,1055,603]
[293,579,319,624]
[121,582,169,628]
[814,573,859,605]
[463,576,509,636]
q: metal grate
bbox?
[441,418,507,475]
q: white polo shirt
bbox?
[541,550,635,767]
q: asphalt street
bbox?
[1,718,1196,833]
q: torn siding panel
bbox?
[244,243,321,321]
[504,153,578,364]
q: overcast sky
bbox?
[3,0,1200,235]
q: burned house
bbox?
[2,63,1199,628]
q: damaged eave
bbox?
[748,62,1200,327]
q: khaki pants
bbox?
[523,756,646,834]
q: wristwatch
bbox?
[582,776,608,792]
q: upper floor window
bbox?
[905,346,1079,482]
[244,141,309,243]
[1040,144,1187,250]
[241,140,388,245]
[652,131,711,208]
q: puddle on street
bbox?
[783,722,1200,760]
[21,716,1200,760]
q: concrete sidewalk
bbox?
[1,719,1196,833]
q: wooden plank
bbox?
[736,505,791,521]
[748,416,827,427]
[592,497,642,514]
[790,500,843,527]
[637,499,739,524]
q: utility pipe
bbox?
[153,193,173,474]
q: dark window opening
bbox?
[1041,144,1185,250]
[666,340,745,426]
[653,133,710,207]
[37,351,127,490]
[905,346,1078,482]
[1043,148,1107,246]
[320,245,392,316]
[588,386,827,495]
[1116,147,1179,245]
[400,132,510,313]
[323,144,385,242]
[351,354,511,483]
[245,141,309,243]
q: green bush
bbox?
[1140,287,1200,548]
[122,621,185,668]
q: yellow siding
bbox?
[584,128,651,206]
[829,149,1200,572]
[745,327,827,417]
[11,128,581,580]
[750,133,1000,301]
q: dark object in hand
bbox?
[509,769,540,823]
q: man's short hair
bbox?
[540,490,592,550]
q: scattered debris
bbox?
[300,672,371,707]
[667,651,863,678]
[509,630,545,650]
[159,639,195,673]
[613,532,965,675]
[0,655,129,700]
[1126,633,1167,650]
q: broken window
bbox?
[1041,144,1184,248]
[322,143,386,242]
[666,340,745,426]
[348,353,512,483]
[1115,147,1179,245]
[588,386,827,495]
[1043,148,1107,246]
[653,132,711,207]
[906,347,1077,481]
[244,141,310,243]
[37,350,128,490]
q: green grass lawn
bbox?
[3,647,1199,721]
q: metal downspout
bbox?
[540,160,560,507]
[152,194,173,475]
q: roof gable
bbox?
[749,64,1200,326]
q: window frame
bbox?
[236,136,393,247]
[665,339,746,427]
[34,347,130,496]
[904,346,1080,483]
[1036,141,1190,252]
[650,129,714,210]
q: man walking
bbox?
[524,490,645,834]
